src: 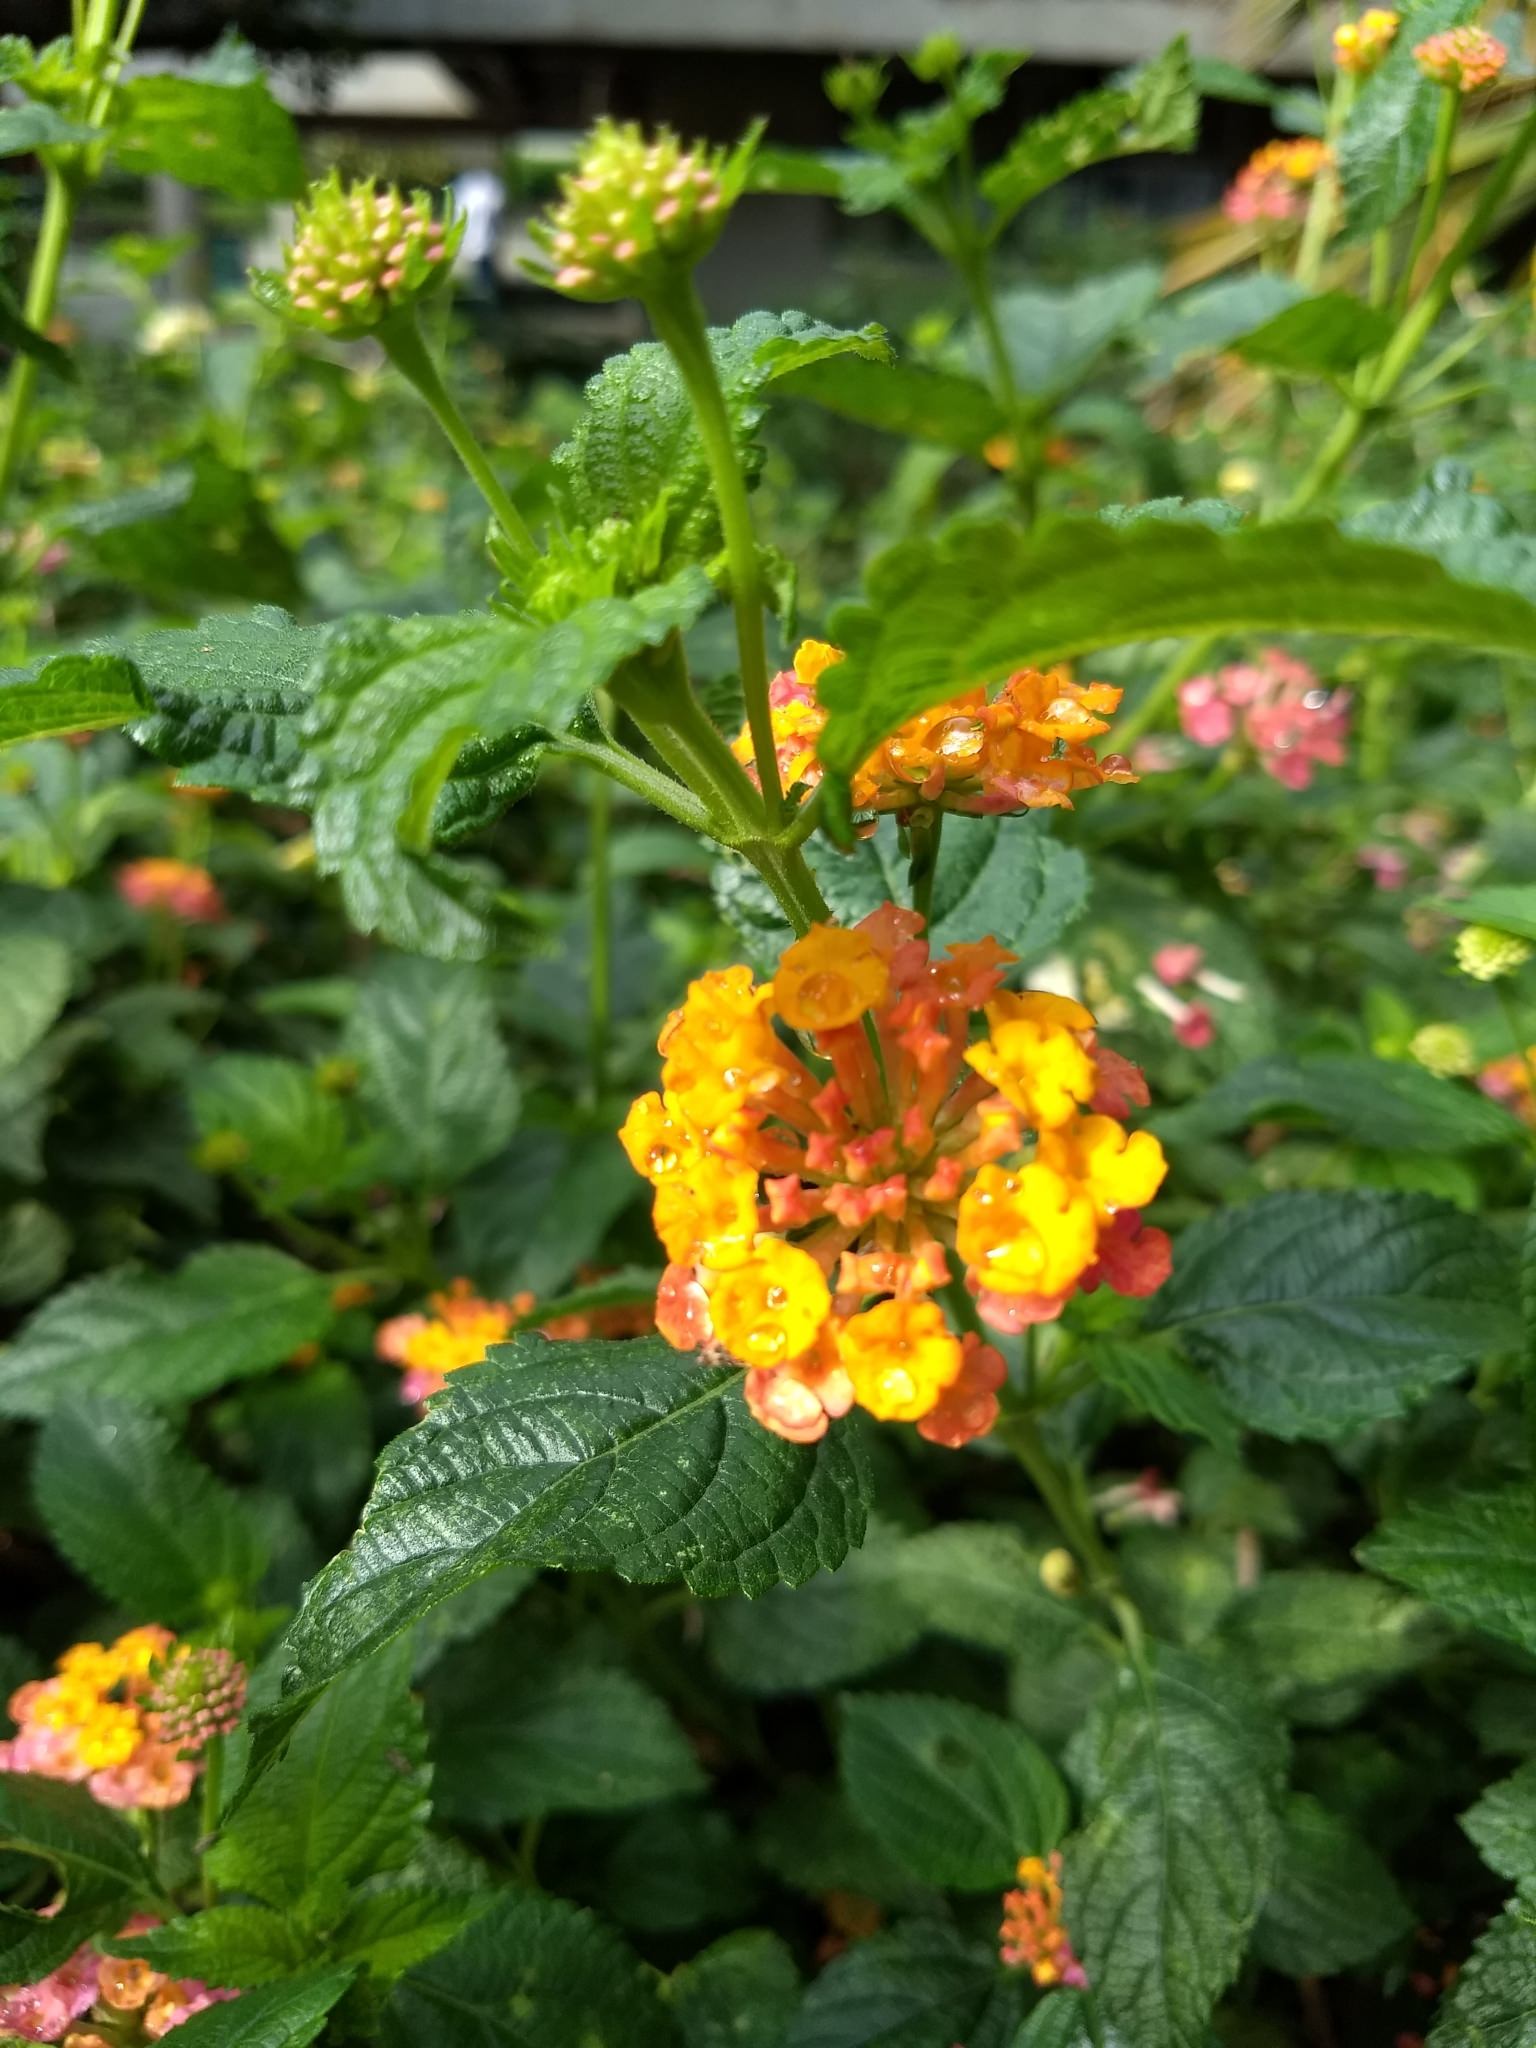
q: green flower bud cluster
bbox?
[528,119,755,302]
[1409,1022,1475,1078]
[270,173,461,337]
[145,1645,247,1752]
[1455,923,1533,982]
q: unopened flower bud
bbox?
[1456,923,1533,982]
[196,1130,251,1174]
[315,1055,361,1095]
[262,173,462,337]
[1334,9,1400,76]
[1413,27,1507,90]
[1410,1022,1476,1078]
[145,1645,247,1752]
[1039,1547,1081,1598]
[527,118,757,302]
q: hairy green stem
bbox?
[0,168,78,516]
[379,307,538,561]
[587,768,612,1106]
[1294,72,1356,287]
[646,274,783,820]
[907,808,944,925]
[1394,85,1460,321]
[553,732,713,836]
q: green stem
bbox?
[746,837,831,937]
[1294,72,1355,287]
[587,769,611,1107]
[1394,85,1460,321]
[0,166,78,517]
[199,1737,225,1909]
[907,808,943,925]
[553,732,713,836]
[645,274,782,820]
[516,1814,543,1888]
[607,637,763,846]
[1368,227,1393,310]
[378,306,537,562]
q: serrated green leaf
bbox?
[0,1244,336,1418]
[839,1692,1068,1890]
[35,1401,266,1624]
[1064,1649,1288,2048]
[111,1905,307,1987]
[426,1643,703,1823]
[1338,0,1483,238]
[298,579,711,958]
[0,103,98,152]
[1155,1053,1523,1154]
[752,1782,932,1912]
[0,1773,160,1947]
[982,38,1197,231]
[210,1638,428,1915]
[1465,1759,1536,1886]
[1015,1991,1122,2047]
[1232,291,1394,377]
[1220,1570,1442,1727]
[0,653,145,750]
[597,1800,759,1935]
[277,1337,870,1705]
[382,1889,674,2048]
[1144,1192,1518,1441]
[784,1923,1025,2048]
[345,953,518,1188]
[1091,1338,1240,1456]
[110,73,303,199]
[1251,1794,1412,1975]
[330,1887,493,1981]
[716,814,1086,971]
[0,933,69,1072]
[1361,1487,1536,1657]
[1428,1905,1536,2047]
[669,1931,801,2048]
[190,1054,359,1209]
[161,1967,356,2048]
[818,516,1536,796]
[774,355,1005,450]
[125,607,316,798]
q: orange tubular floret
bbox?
[621,902,1171,1447]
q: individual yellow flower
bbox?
[1333,9,1399,75]
[618,1091,698,1183]
[1037,1113,1168,1219]
[957,1162,1100,1299]
[964,1017,1097,1130]
[835,1298,962,1421]
[653,1155,761,1269]
[774,924,891,1031]
[708,1240,831,1370]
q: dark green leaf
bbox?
[111,73,303,199]
[1361,1487,1536,1658]
[982,38,1197,230]
[1155,1053,1524,1153]
[0,1773,159,1947]
[65,458,300,609]
[0,1244,336,1417]
[210,1638,428,1915]
[330,1887,494,1980]
[0,932,69,1071]
[1144,1192,1518,1440]
[0,1199,69,1305]
[345,953,519,1188]
[452,1126,642,1300]
[1091,1338,1241,1456]
[0,652,145,749]
[35,1401,266,1624]
[669,1931,800,2048]
[1221,1570,1442,1726]
[190,1054,359,1209]
[1338,0,1483,238]
[161,1967,356,2048]
[598,1800,759,1935]
[278,1337,870,1704]
[1014,1991,1113,2047]
[839,1692,1069,1890]
[1464,1759,1536,1885]
[1428,1905,1536,2047]
[1233,292,1394,377]
[1064,1649,1288,2048]
[818,516,1536,796]
[774,355,1004,450]
[1251,1794,1413,1975]
[111,1905,308,1987]
[784,1923,1025,2048]
[382,1889,674,2048]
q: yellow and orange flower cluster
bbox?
[732,642,1135,818]
[1222,138,1330,227]
[1333,9,1399,75]
[376,1275,653,1405]
[620,909,1170,1447]
[1413,26,1506,90]
[0,1631,245,1812]
[999,1853,1088,1989]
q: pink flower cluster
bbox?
[1178,648,1350,790]
[0,1915,236,2042]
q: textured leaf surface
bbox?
[1064,1649,1288,2048]
[784,1923,1025,2048]
[1361,1487,1536,1658]
[346,953,518,1188]
[1338,0,1482,236]
[840,1692,1068,1890]
[1252,1794,1412,1976]
[382,1889,674,2048]
[35,1401,266,1625]
[211,1639,428,1914]
[112,1905,307,1987]
[669,1930,801,2048]
[0,653,144,749]
[1464,1759,1536,1885]
[1428,1906,1536,2047]
[818,516,1536,795]
[982,37,1196,228]
[126,608,316,799]
[279,1338,870,1702]
[0,1244,336,1417]
[0,1199,69,1305]
[0,1773,159,1975]
[189,1055,357,1208]
[452,1126,643,1299]
[0,933,69,1071]
[1091,1339,1240,1456]
[111,73,303,199]
[329,1886,494,1980]
[1155,1053,1522,1154]
[1221,1570,1442,1726]
[164,1968,356,2048]
[1144,1192,1517,1440]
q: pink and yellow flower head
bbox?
[1414,26,1506,90]
[732,642,1136,818]
[622,909,1170,1447]
[1333,10,1400,75]
[0,1630,244,1812]
[0,1915,237,2043]
[999,1852,1088,1989]
[376,1274,652,1406]
[115,858,224,924]
[1221,138,1330,226]
[1178,647,1350,790]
